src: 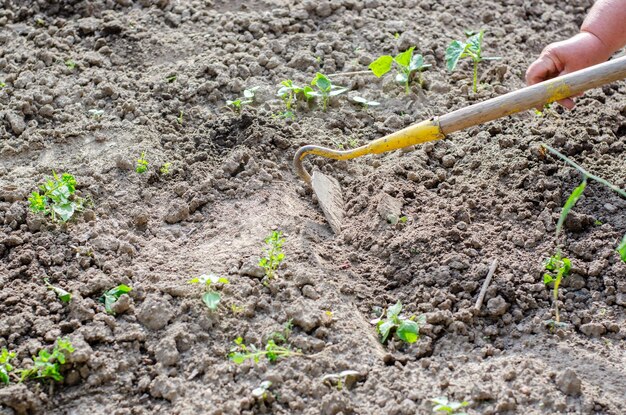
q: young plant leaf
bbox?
[44,279,72,303]
[100,284,132,314]
[394,46,415,67]
[396,320,419,343]
[368,55,393,78]
[202,292,221,310]
[387,301,402,319]
[445,40,466,71]
[556,179,587,238]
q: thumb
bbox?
[526,53,560,86]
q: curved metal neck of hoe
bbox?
[292,118,444,185]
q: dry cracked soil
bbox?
[0,0,625,414]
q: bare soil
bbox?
[1,0,625,414]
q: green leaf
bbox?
[543,274,554,284]
[556,179,587,238]
[617,235,626,262]
[395,72,408,84]
[52,203,75,222]
[378,320,395,343]
[45,281,72,303]
[202,291,221,310]
[328,87,349,97]
[466,30,484,56]
[387,301,402,319]
[394,47,414,68]
[312,73,331,92]
[396,320,419,343]
[408,54,424,71]
[445,40,466,72]
[368,55,393,78]
[100,285,132,314]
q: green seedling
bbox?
[18,338,74,383]
[28,172,84,222]
[88,109,104,119]
[160,162,172,175]
[0,81,5,89]
[226,87,259,113]
[369,47,431,93]
[136,152,148,173]
[269,319,293,344]
[259,231,285,284]
[252,380,272,400]
[35,18,45,26]
[306,73,348,111]
[0,348,16,385]
[322,370,360,391]
[430,397,469,415]
[231,303,245,314]
[398,216,408,223]
[64,59,76,71]
[617,235,626,262]
[446,30,501,93]
[99,284,132,315]
[177,110,184,125]
[166,74,177,83]
[352,96,380,108]
[228,337,301,364]
[371,301,424,344]
[189,273,230,311]
[277,80,306,112]
[44,278,71,303]
[543,252,571,324]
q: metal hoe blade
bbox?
[311,171,343,234]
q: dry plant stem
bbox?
[475,259,498,311]
[541,144,626,199]
[326,70,372,77]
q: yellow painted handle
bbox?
[293,118,444,184]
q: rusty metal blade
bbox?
[311,171,344,234]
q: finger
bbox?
[526,54,559,86]
[557,98,576,110]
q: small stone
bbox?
[110,294,132,314]
[155,338,180,366]
[164,201,189,224]
[6,112,26,135]
[66,335,93,364]
[78,17,100,34]
[487,296,508,317]
[286,299,322,333]
[377,193,402,223]
[302,285,320,300]
[441,154,456,168]
[556,368,582,396]
[579,322,606,337]
[604,203,617,213]
[150,375,181,401]
[137,295,174,330]
[616,293,626,306]
[239,261,265,278]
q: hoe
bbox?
[293,55,626,233]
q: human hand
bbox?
[525,32,612,109]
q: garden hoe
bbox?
[293,55,626,234]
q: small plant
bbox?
[28,172,84,222]
[369,47,431,93]
[64,59,76,71]
[177,110,184,125]
[322,370,360,391]
[618,235,626,262]
[543,252,571,324]
[0,348,16,385]
[44,278,71,303]
[446,30,501,93]
[226,87,259,113]
[99,285,132,315]
[231,303,245,314]
[252,380,272,400]
[35,18,45,26]
[136,152,149,173]
[371,301,424,344]
[228,337,301,364]
[18,338,74,383]
[88,109,104,119]
[430,397,469,415]
[259,231,285,283]
[166,74,177,83]
[306,73,348,111]
[351,96,380,108]
[160,162,172,175]
[189,274,230,311]
[0,81,5,89]
[398,216,408,223]
[277,80,305,113]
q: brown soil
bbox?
[1,0,625,414]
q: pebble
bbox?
[487,296,508,317]
[164,201,189,224]
[137,295,174,330]
[239,261,265,278]
[155,338,180,366]
[556,368,582,396]
[579,322,606,337]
